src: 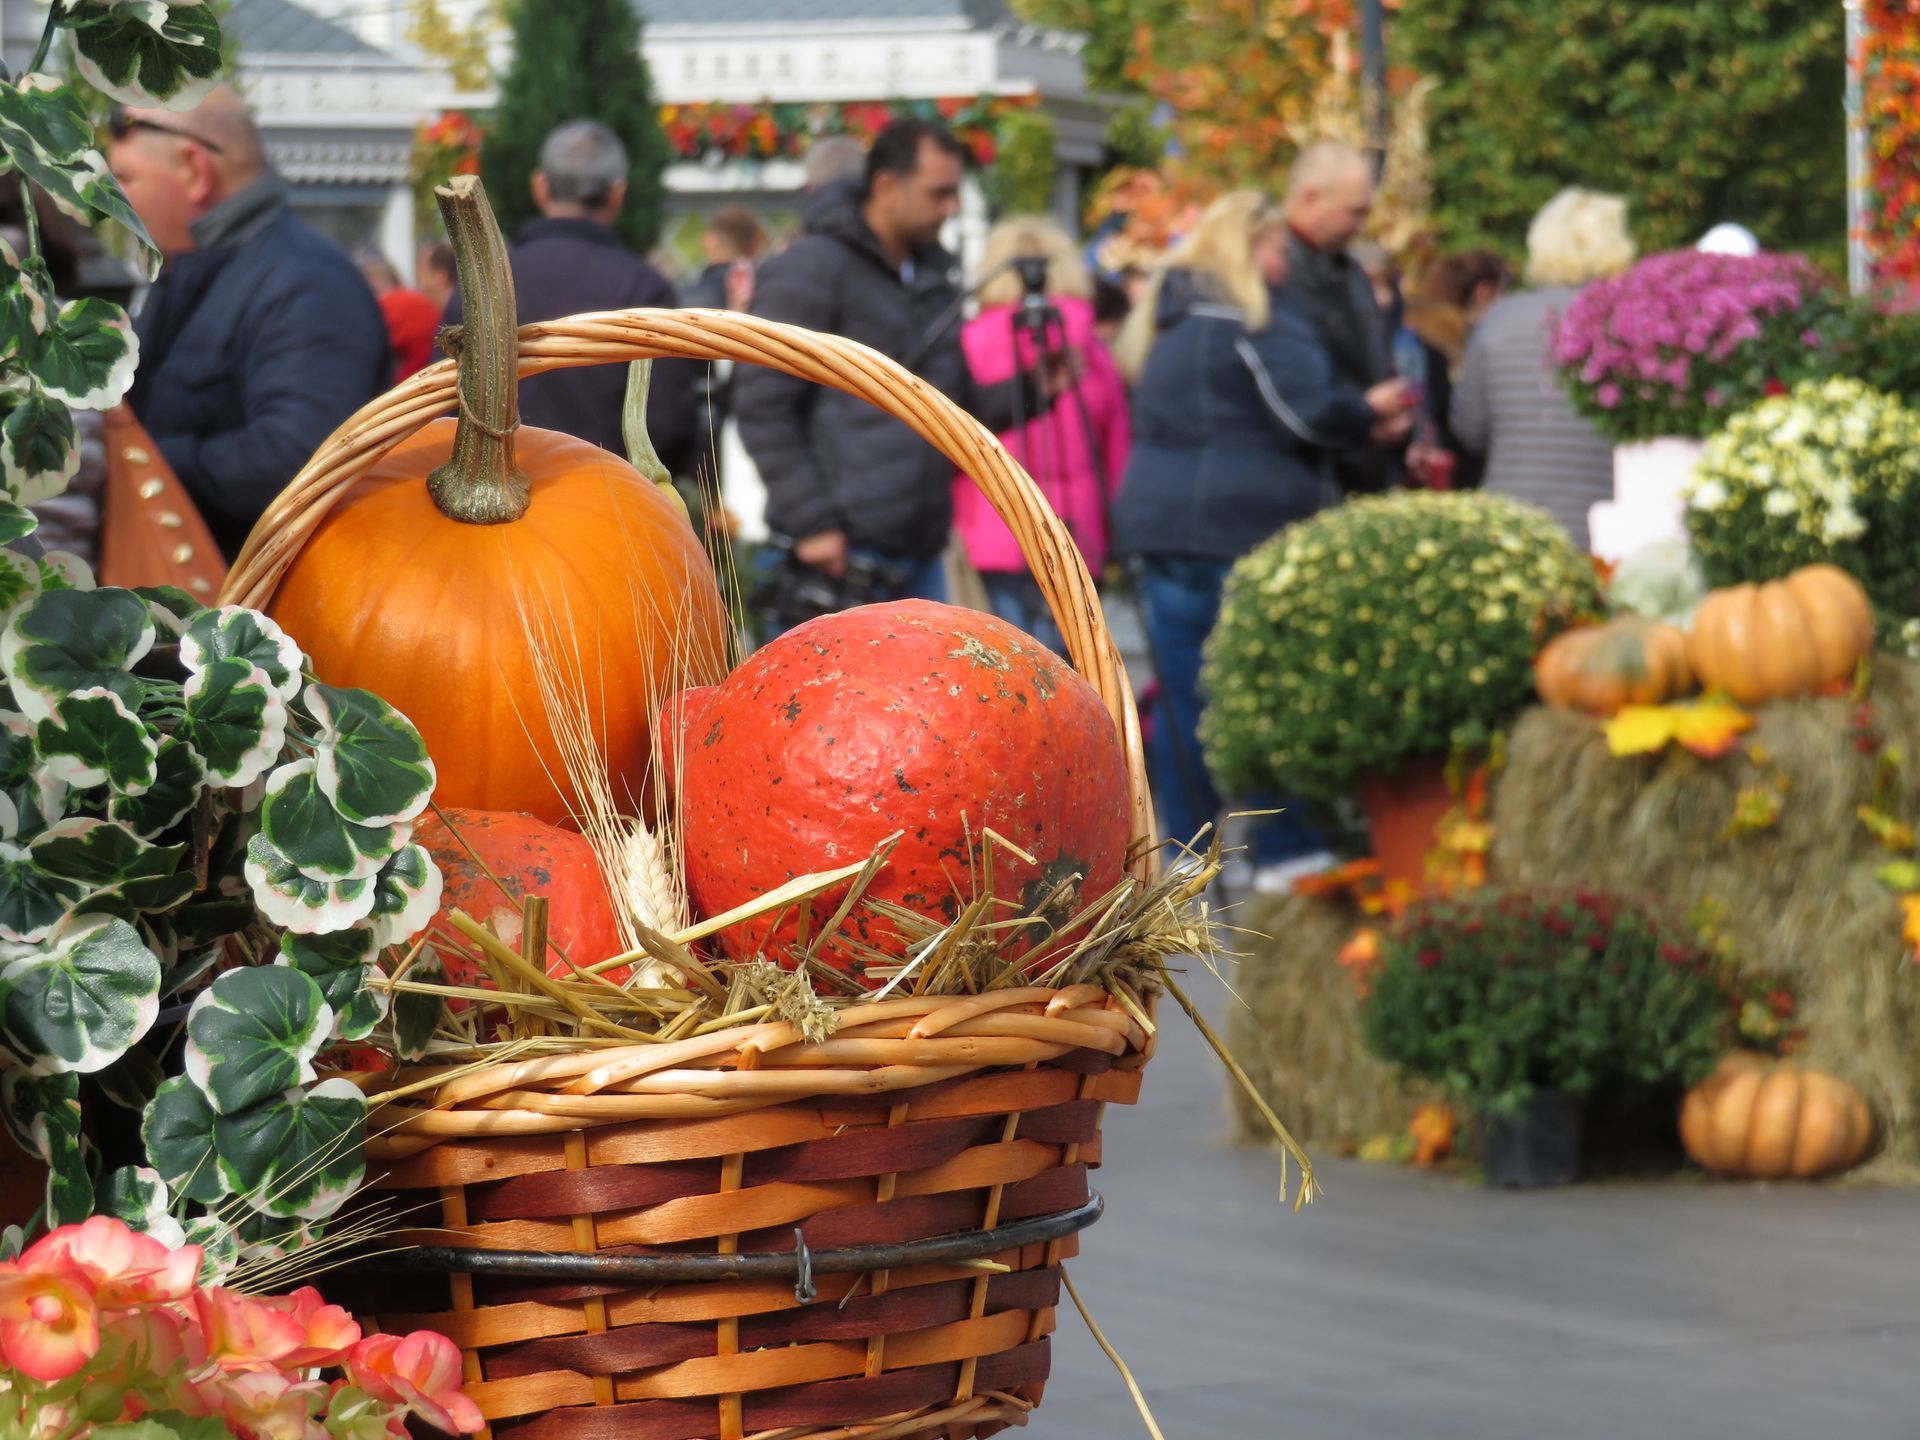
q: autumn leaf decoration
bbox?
[1604,697,1755,759]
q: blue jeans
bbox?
[1137,557,1323,866]
[980,570,1065,655]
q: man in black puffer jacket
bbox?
[736,120,1043,605]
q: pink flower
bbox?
[255,1286,362,1368]
[199,1367,330,1440]
[0,1261,101,1382]
[23,1217,202,1309]
[195,1287,307,1369]
[1596,383,1622,409]
[346,1332,484,1435]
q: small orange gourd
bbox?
[1679,1052,1874,1180]
[1533,614,1694,715]
[1685,565,1874,706]
[265,178,727,825]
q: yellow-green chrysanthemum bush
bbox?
[1684,377,1920,620]
[1201,492,1600,805]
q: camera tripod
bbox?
[999,258,1214,852]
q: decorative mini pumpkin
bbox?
[669,600,1132,982]
[265,177,727,825]
[413,808,625,980]
[1679,1052,1874,1179]
[1533,614,1694,715]
[1685,564,1874,706]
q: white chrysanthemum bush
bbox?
[1684,378,1920,620]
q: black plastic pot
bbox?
[1482,1089,1584,1188]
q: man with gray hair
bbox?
[445,120,695,467]
[1282,138,1401,493]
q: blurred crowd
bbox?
[17,85,1718,882]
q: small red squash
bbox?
[413,808,625,981]
[670,600,1131,981]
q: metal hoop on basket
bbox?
[217,307,1156,871]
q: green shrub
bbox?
[1201,492,1598,805]
[1361,887,1732,1114]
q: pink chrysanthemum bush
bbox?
[0,1216,481,1440]
[1550,250,1840,444]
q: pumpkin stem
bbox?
[623,360,670,485]
[429,175,532,525]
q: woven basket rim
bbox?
[218,306,1156,868]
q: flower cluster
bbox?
[1550,250,1838,444]
[1201,492,1598,806]
[1358,887,1732,1114]
[1863,1,1920,284]
[658,96,1031,167]
[0,1215,481,1440]
[1684,377,1920,617]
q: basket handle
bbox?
[219,308,1157,870]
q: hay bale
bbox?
[1491,655,1920,1173]
[1226,892,1436,1148]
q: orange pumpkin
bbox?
[1533,614,1694,715]
[1685,565,1874,706]
[1679,1052,1874,1180]
[265,178,727,825]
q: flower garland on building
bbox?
[658,94,1038,167]
[1862,0,1920,285]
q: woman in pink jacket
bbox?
[955,217,1131,653]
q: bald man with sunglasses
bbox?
[109,86,389,559]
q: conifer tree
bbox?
[481,0,670,251]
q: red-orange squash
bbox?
[269,420,727,826]
[1679,1052,1874,1180]
[1533,614,1694,715]
[670,600,1132,982]
[412,808,625,981]
[1685,565,1874,705]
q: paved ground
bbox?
[1041,974,1920,1439]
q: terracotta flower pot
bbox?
[1359,754,1454,885]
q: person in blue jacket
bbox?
[110,86,390,560]
[1113,190,1411,884]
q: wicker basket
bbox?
[222,309,1163,1440]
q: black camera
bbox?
[748,538,910,634]
[1013,255,1050,299]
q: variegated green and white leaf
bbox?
[180,658,285,789]
[110,736,203,837]
[0,586,153,724]
[278,927,380,1040]
[36,687,159,793]
[182,964,330,1115]
[0,838,87,942]
[305,683,436,827]
[36,551,95,594]
[214,1076,364,1221]
[0,915,161,1074]
[242,833,378,934]
[63,0,225,110]
[232,1210,312,1263]
[0,237,51,363]
[0,386,80,504]
[144,1073,224,1203]
[0,549,42,621]
[181,606,302,701]
[365,842,441,949]
[133,585,206,637]
[0,502,38,549]
[98,1164,187,1248]
[34,298,139,410]
[260,758,405,883]
[391,946,444,1062]
[180,1211,240,1282]
[0,78,160,276]
[36,817,191,918]
[3,1070,92,1226]
[0,714,68,841]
